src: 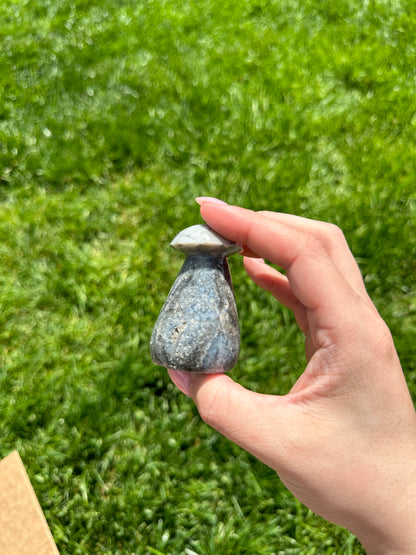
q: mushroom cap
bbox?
[170,224,241,256]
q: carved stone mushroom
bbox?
[150,224,241,373]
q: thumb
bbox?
[168,369,288,469]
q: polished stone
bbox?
[150,225,240,373]
[170,224,242,256]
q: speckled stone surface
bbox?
[150,225,240,373]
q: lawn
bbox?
[1,0,416,552]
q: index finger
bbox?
[257,210,367,297]
[199,203,363,339]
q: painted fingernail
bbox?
[195,197,228,206]
[167,368,191,396]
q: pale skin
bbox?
[168,198,416,554]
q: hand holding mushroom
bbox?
[166,200,416,555]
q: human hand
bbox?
[168,199,416,554]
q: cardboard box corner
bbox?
[0,450,59,554]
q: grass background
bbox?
[1,0,416,552]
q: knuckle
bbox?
[373,319,396,358]
[318,222,346,248]
[325,222,345,242]
[303,223,347,258]
[304,231,327,256]
[358,303,397,361]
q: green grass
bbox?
[1,0,416,552]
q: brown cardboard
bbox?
[0,451,59,554]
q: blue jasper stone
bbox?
[150,225,241,373]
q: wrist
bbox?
[353,443,416,554]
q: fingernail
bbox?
[195,197,228,206]
[167,369,191,396]
[240,247,262,258]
